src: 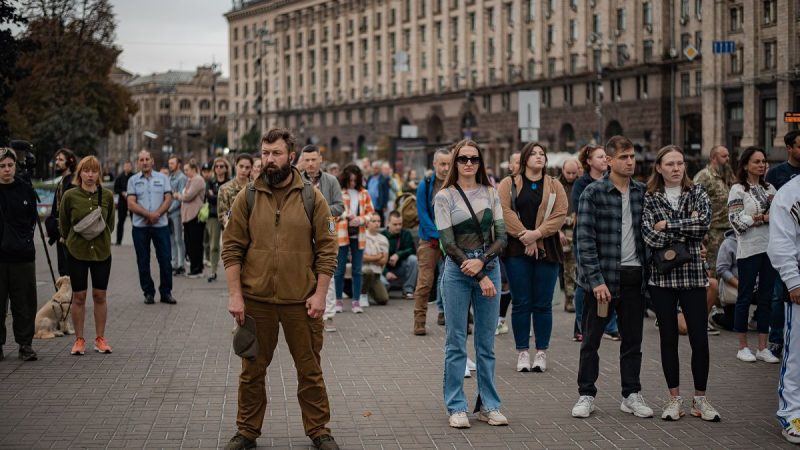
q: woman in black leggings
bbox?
[641,145,720,422]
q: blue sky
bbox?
[112,0,230,77]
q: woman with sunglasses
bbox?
[435,139,508,428]
[641,145,720,421]
[498,142,567,373]
[727,146,780,364]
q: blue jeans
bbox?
[334,239,364,301]
[506,256,559,351]
[132,225,172,298]
[575,285,619,335]
[735,253,777,334]
[441,254,501,415]
[384,255,418,294]
[770,281,787,345]
[168,210,184,270]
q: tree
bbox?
[7,0,136,174]
[240,126,260,153]
[0,1,31,145]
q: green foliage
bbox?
[240,126,260,153]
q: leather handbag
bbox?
[73,189,109,241]
[653,241,691,274]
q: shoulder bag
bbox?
[651,193,691,274]
[73,188,112,241]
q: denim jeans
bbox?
[384,255,418,294]
[168,210,185,270]
[132,225,172,298]
[575,285,619,336]
[334,239,364,301]
[735,253,777,334]
[506,256,559,351]
[441,254,501,415]
[770,281,788,345]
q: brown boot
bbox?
[414,321,427,335]
[565,296,575,313]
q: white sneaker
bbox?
[737,347,757,362]
[324,318,336,332]
[691,397,721,422]
[466,357,477,371]
[448,411,470,428]
[620,392,654,418]
[571,396,595,418]
[334,300,344,313]
[516,351,531,372]
[756,348,780,363]
[495,320,509,335]
[532,351,547,373]
[477,410,509,426]
[783,423,800,444]
[359,293,370,308]
[464,364,471,378]
[661,397,685,421]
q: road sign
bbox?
[712,41,736,54]
[683,45,699,61]
[785,112,800,123]
[520,128,539,143]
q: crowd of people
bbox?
[1,128,799,449]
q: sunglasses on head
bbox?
[455,155,481,165]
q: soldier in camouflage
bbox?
[558,159,581,312]
[218,154,254,229]
[692,145,732,277]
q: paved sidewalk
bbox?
[0,235,793,449]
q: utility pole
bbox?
[253,27,274,139]
[210,62,220,160]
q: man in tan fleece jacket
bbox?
[221,128,339,450]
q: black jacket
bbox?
[49,173,74,220]
[0,177,38,263]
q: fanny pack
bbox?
[73,188,111,241]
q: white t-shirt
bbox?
[363,231,389,274]
[665,186,682,210]
[620,189,641,267]
[347,188,360,216]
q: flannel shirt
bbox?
[576,175,647,298]
[641,184,711,289]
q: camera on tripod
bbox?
[9,140,37,181]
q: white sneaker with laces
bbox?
[464,364,471,378]
[620,392,654,418]
[756,348,780,363]
[495,320,509,335]
[334,300,344,313]
[737,347,757,362]
[516,351,531,372]
[477,410,509,426]
[661,398,685,421]
[532,351,547,373]
[571,396,595,418]
[691,397,721,422]
[448,411,470,428]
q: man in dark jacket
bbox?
[382,211,417,298]
[48,148,76,275]
[113,160,133,245]
[0,148,39,361]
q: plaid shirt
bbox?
[642,184,711,289]
[576,175,647,297]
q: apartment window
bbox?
[547,25,554,47]
[569,19,577,42]
[233,46,238,59]
[527,29,535,50]
[564,84,573,106]
[526,0,535,20]
[406,80,413,94]
[695,71,702,96]
[420,25,426,43]
[636,75,649,99]
[309,29,316,44]
[569,0,578,10]
[592,14,600,34]
[502,92,511,111]
[527,59,535,78]
[569,53,578,74]
[347,20,354,35]
[470,41,476,63]
[360,16,368,33]
[233,28,238,41]
[616,8,626,31]
[435,21,442,41]
[334,45,340,62]
[695,31,702,53]
[548,0,555,14]
[643,40,654,62]
[489,68,496,83]
[593,48,602,71]
[419,0,426,18]
[403,29,411,50]
[376,12,382,28]
[421,78,428,93]
[681,72,690,97]
[376,36,382,52]
[763,98,777,150]
[731,45,743,73]
[488,37,495,61]
[362,63,368,77]
[335,23,341,39]
[547,57,555,77]
[616,45,626,67]
[469,12,476,31]
[436,48,443,67]
[349,65,355,81]
[681,0,690,18]
[309,50,316,68]
[505,3,514,25]
[612,79,622,101]
[483,95,492,113]
[763,40,777,69]
[763,0,777,25]
[695,0,702,16]
[451,17,459,37]
[347,42,354,59]
[542,87,551,107]
[403,0,410,21]
[434,0,442,14]
[438,75,445,91]
[377,60,383,76]
[506,33,513,56]
[389,9,396,26]
[421,51,427,68]
[643,2,653,26]
[487,7,495,29]
[681,33,691,50]
[389,33,396,51]
[323,26,329,42]
[361,38,368,55]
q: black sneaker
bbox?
[223,432,256,450]
[312,434,340,450]
[144,294,155,305]
[160,295,178,305]
[18,345,37,361]
[173,267,185,276]
[769,342,784,358]
[208,273,217,283]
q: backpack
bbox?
[245,180,316,238]
[396,192,419,229]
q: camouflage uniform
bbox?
[693,165,731,277]
[559,176,577,307]
[217,178,247,228]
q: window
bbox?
[487,7,495,29]
[643,40,654,62]
[643,2,653,26]
[731,45,743,73]
[389,9,396,26]
[502,92,511,111]
[489,68,496,83]
[593,48,602,71]
[763,40,777,69]
[681,0,690,18]
[636,75,649,99]
[527,59,535,78]
[435,21,442,41]
[469,12,476,31]
[763,0,777,25]
[421,51,427,68]
[569,53,578,74]
[420,25,426,43]
[488,37,495,61]
[419,0,426,18]
[681,73,690,97]
[159,99,170,109]
[505,2,514,25]
[616,8,626,31]
[376,12,382,28]
[592,14,600,34]
[470,41,476,63]
[403,29,410,50]
[547,57,555,77]
[233,28,238,41]
[569,19,577,42]
[681,33,691,51]
[542,87,551,107]
[695,71,702,96]
[526,0,535,20]
[695,31,702,53]
[528,30,535,50]
[564,84,573,106]
[422,78,427,93]
[403,0,410,21]
[763,98,777,150]
[438,75,445,91]
[436,48,443,67]
[616,45,626,67]
[547,25,554,47]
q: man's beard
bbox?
[55,167,65,176]
[265,162,292,186]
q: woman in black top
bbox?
[206,157,230,282]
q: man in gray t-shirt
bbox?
[620,190,641,267]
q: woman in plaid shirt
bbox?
[641,145,720,422]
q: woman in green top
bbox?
[59,156,115,356]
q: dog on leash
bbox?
[33,276,74,339]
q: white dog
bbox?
[33,276,74,339]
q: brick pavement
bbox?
[0,230,794,449]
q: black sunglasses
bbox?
[455,155,481,165]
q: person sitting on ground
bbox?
[711,230,740,331]
[382,210,418,299]
[361,213,390,305]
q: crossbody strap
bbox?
[510,176,519,217]
[453,184,486,248]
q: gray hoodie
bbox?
[716,229,739,282]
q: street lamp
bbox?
[249,28,276,138]
[587,32,612,144]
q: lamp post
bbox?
[250,27,275,139]
[587,32,611,144]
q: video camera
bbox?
[9,140,37,182]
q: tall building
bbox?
[106,65,229,171]
[225,0,798,171]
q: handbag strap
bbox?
[510,176,519,217]
[453,184,486,248]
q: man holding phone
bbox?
[571,136,652,419]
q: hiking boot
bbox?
[620,392,653,418]
[71,337,86,356]
[691,397,721,422]
[312,434,339,450]
[448,411,470,428]
[223,432,256,450]
[18,345,37,361]
[94,336,112,354]
[437,312,445,326]
[414,321,427,336]
[571,396,595,418]
[661,397,685,421]
[565,297,575,312]
[477,410,509,426]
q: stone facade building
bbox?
[105,66,229,171]
[225,0,798,172]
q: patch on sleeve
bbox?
[328,216,336,235]
[791,201,800,227]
